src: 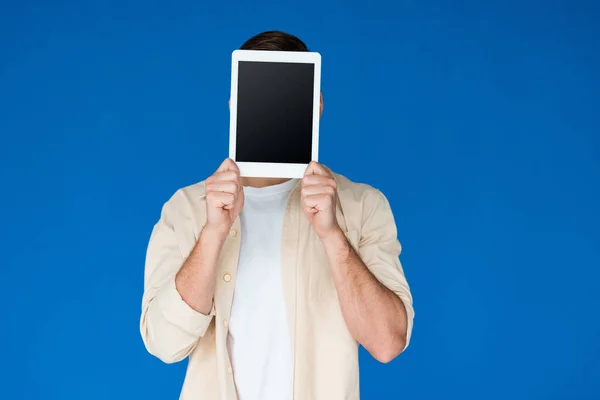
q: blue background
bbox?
[1,1,599,399]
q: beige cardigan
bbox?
[140,172,414,399]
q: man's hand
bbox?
[302,163,410,363]
[301,161,342,239]
[173,158,242,318]
[204,158,244,236]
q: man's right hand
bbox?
[173,158,242,317]
[204,158,244,236]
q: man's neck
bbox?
[241,177,293,188]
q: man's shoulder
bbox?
[161,179,208,215]
[178,179,208,200]
[332,171,382,205]
[331,171,395,234]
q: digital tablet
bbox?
[229,49,321,178]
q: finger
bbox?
[208,170,240,184]
[206,191,235,208]
[216,158,240,173]
[206,180,239,194]
[302,174,336,188]
[303,194,334,212]
[301,184,336,198]
[304,161,330,177]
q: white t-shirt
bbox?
[228,179,298,400]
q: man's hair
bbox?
[240,31,309,52]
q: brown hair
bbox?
[240,31,309,52]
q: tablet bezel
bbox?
[229,49,321,178]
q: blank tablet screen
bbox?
[236,61,315,164]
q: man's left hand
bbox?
[301,161,342,239]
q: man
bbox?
[140,31,414,400]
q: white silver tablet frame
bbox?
[229,49,321,178]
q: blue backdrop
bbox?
[1,1,599,399]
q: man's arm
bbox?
[140,195,219,364]
[301,162,413,363]
[140,159,243,363]
[175,226,227,315]
[321,229,408,363]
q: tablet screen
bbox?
[236,61,315,164]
